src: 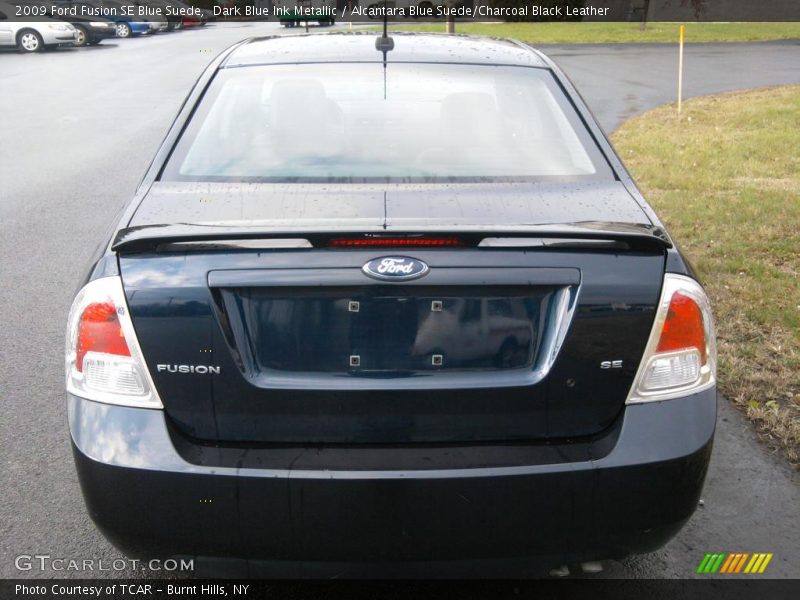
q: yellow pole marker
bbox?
[678,24,685,114]
[758,553,774,573]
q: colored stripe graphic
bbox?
[699,553,725,574]
[758,554,773,573]
[734,553,749,573]
[710,553,726,573]
[697,553,712,573]
[745,554,760,573]
[719,553,736,574]
[728,553,742,573]
[699,552,773,574]
[703,553,719,573]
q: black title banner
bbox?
[5,1,800,24]
[3,579,800,600]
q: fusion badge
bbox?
[157,364,221,375]
[362,257,429,281]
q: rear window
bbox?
[162,63,612,183]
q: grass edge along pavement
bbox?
[612,85,800,466]
[373,22,800,44]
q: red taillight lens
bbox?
[328,237,464,248]
[67,277,161,407]
[76,302,130,372]
[627,274,716,404]
[655,291,707,364]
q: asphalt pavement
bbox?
[0,23,798,580]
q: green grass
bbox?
[612,86,800,465]
[375,22,800,44]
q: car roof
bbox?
[223,32,548,69]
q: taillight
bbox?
[626,274,716,404]
[76,302,130,372]
[655,292,707,363]
[66,277,162,408]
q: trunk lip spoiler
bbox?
[111,221,672,253]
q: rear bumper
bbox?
[69,389,715,575]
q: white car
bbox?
[0,2,76,52]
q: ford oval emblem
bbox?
[362,256,429,281]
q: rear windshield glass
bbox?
[161,63,612,183]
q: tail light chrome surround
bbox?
[626,273,717,404]
[66,276,163,409]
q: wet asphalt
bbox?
[0,22,798,581]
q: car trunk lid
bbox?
[118,181,665,444]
